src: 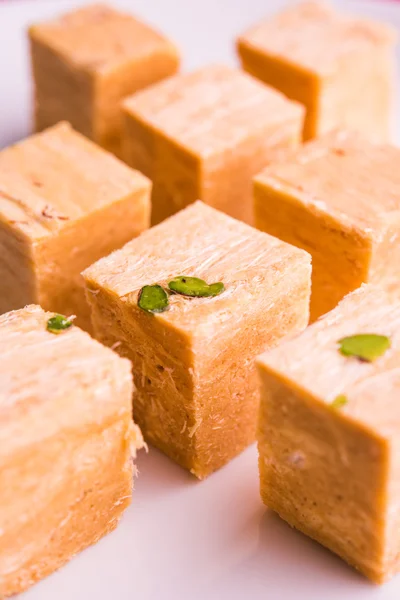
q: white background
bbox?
[1,1,400,598]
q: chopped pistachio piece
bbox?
[47,314,74,334]
[331,394,348,410]
[138,284,169,314]
[168,276,225,298]
[338,334,391,362]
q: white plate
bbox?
[1,1,400,598]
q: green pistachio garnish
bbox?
[331,394,348,410]
[138,284,169,314]
[47,314,74,334]
[168,276,225,298]
[338,334,390,362]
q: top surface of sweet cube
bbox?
[123,64,304,157]
[84,201,311,336]
[258,284,400,438]
[0,122,149,241]
[0,304,133,451]
[255,129,400,232]
[29,3,178,74]
[238,1,396,76]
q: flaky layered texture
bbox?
[237,1,396,141]
[84,201,311,478]
[254,129,400,321]
[0,305,143,597]
[123,64,304,225]
[257,285,400,583]
[29,3,180,156]
[0,122,151,330]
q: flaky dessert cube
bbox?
[83,201,311,479]
[122,64,304,225]
[237,1,396,141]
[254,129,400,321]
[0,305,142,598]
[257,285,400,583]
[0,122,151,330]
[29,3,180,156]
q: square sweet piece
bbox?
[257,284,400,583]
[0,122,151,330]
[122,64,304,225]
[254,129,400,322]
[29,4,180,156]
[0,305,142,597]
[237,1,396,141]
[83,201,311,479]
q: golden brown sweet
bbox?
[0,121,151,330]
[254,129,400,321]
[237,1,396,141]
[29,3,180,156]
[257,284,400,583]
[83,201,311,479]
[122,64,304,225]
[0,304,143,598]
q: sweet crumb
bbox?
[41,205,70,221]
[287,450,306,468]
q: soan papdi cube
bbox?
[257,284,400,583]
[0,305,143,597]
[122,64,304,225]
[29,4,180,156]
[83,201,311,479]
[0,122,150,330]
[237,1,396,141]
[254,129,400,322]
